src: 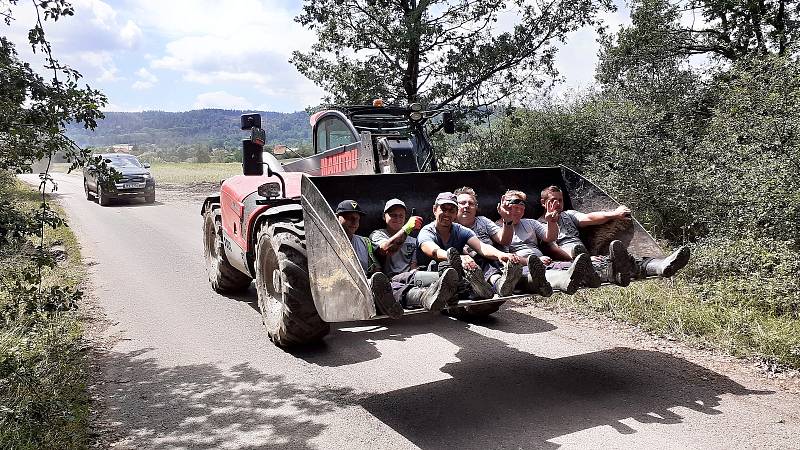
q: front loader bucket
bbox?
[301,167,664,322]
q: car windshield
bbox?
[106,154,143,168]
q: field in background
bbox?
[50,162,243,185]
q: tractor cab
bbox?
[280,101,452,177]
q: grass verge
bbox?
[540,277,800,370]
[0,175,88,449]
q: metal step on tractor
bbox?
[201,102,665,348]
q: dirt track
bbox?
[21,173,800,449]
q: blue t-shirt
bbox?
[416,222,476,267]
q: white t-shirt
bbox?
[369,229,417,276]
[506,218,548,258]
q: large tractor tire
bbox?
[203,206,253,293]
[254,218,329,347]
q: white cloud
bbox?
[131,68,158,90]
[136,68,158,83]
[118,20,143,48]
[193,91,253,109]
[75,51,120,82]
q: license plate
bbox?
[123,182,145,189]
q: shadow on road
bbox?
[296,307,769,448]
[358,318,769,449]
[293,308,557,367]
[92,348,357,449]
[93,199,164,207]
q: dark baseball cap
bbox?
[383,198,407,213]
[335,199,366,216]
[434,192,457,207]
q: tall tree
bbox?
[599,0,800,70]
[292,0,612,108]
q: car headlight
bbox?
[143,173,152,179]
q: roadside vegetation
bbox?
[0,172,88,448]
[438,20,800,367]
[1,1,105,447]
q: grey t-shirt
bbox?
[506,219,548,258]
[416,222,476,267]
[467,216,502,246]
[369,229,417,276]
[539,210,586,247]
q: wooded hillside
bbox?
[65,109,311,151]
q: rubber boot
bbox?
[403,268,459,311]
[545,253,594,294]
[571,243,588,258]
[606,240,633,287]
[445,247,464,276]
[369,272,404,319]
[582,261,603,288]
[525,256,553,297]
[494,260,523,297]
[643,246,691,277]
[464,267,494,299]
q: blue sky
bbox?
[5,0,630,113]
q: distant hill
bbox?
[65,109,311,150]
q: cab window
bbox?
[315,117,357,153]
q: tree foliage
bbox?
[596,0,800,73]
[292,0,612,108]
[1,2,106,446]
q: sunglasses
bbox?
[506,198,525,205]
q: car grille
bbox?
[120,175,145,183]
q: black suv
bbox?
[83,153,156,206]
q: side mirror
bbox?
[142,163,151,169]
[442,112,455,134]
[242,140,264,176]
[272,144,287,155]
[240,113,261,130]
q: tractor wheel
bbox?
[97,184,110,206]
[203,206,252,293]
[254,218,329,347]
[450,301,504,322]
[84,179,93,200]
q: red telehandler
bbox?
[201,103,664,347]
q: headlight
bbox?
[143,173,152,179]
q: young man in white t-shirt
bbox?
[370,198,422,277]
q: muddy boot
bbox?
[445,247,464,276]
[404,268,459,311]
[369,272,404,319]
[607,240,633,287]
[494,261,523,297]
[571,243,588,258]
[545,253,593,295]
[581,262,603,288]
[463,265,494,299]
[525,256,553,297]
[644,246,691,277]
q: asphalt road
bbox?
[22,172,800,449]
